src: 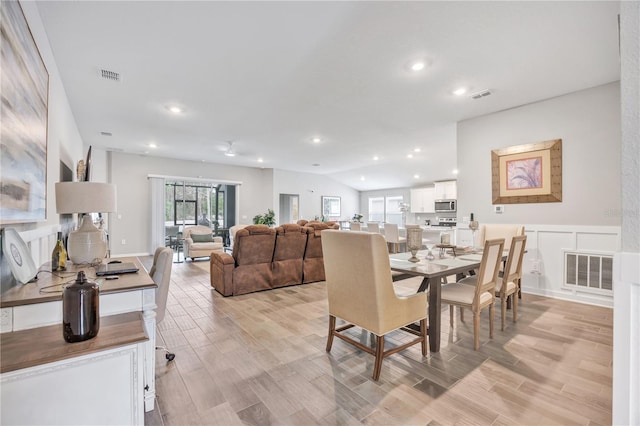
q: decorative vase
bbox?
[405,225,423,263]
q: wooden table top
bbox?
[0,257,156,308]
[0,311,148,374]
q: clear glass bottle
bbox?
[51,231,67,271]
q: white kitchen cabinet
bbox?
[434,180,457,200]
[410,187,435,213]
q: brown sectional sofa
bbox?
[209,222,338,296]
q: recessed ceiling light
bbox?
[453,87,467,96]
[407,154,413,159]
[410,61,425,71]
[373,156,379,161]
[414,174,420,179]
[414,148,421,153]
[257,158,264,163]
[312,137,321,143]
[148,143,157,148]
[168,106,182,114]
[360,176,365,181]
[452,169,459,174]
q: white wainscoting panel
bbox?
[521,225,620,307]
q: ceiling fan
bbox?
[223,141,236,157]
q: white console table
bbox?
[0,257,158,423]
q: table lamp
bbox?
[55,182,117,265]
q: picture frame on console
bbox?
[491,139,562,204]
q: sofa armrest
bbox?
[210,252,235,296]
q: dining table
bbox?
[389,249,489,352]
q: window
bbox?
[368,195,404,225]
[368,197,384,222]
[385,196,403,226]
[165,181,227,228]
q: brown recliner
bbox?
[302,221,338,283]
[272,224,308,288]
[210,225,276,296]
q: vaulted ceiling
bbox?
[36,1,620,190]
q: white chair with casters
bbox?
[322,230,428,381]
[151,247,175,361]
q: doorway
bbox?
[279,194,299,224]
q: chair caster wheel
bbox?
[166,353,175,361]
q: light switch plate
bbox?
[494,205,505,214]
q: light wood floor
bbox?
[144,258,612,426]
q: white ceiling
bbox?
[35,1,620,191]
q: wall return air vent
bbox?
[99,68,121,82]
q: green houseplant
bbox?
[252,209,276,227]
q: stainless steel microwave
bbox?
[435,199,456,213]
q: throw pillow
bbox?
[191,233,213,243]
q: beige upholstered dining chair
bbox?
[366,222,381,234]
[459,235,527,331]
[321,230,428,381]
[383,223,406,253]
[477,224,524,255]
[440,238,505,350]
[350,222,361,231]
[151,247,175,361]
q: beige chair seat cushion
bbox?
[441,283,493,305]
[458,275,516,293]
[191,241,223,250]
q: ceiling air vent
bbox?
[471,89,492,99]
[100,68,121,82]
[100,131,112,136]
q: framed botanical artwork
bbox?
[0,0,49,223]
[321,196,341,218]
[491,139,562,204]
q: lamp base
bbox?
[67,215,107,265]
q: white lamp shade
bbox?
[55,182,117,214]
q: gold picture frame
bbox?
[491,139,562,204]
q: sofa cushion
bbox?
[191,233,214,243]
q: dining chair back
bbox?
[366,222,381,234]
[383,223,406,253]
[321,230,428,380]
[350,222,361,231]
[441,238,504,350]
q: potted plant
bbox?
[252,209,276,227]
[352,213,363,223]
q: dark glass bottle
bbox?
[63,271,100,343]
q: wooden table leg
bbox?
[417,277,441,352]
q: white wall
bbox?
[107,152,274,256]
[457,82,621,226]
[613,2,640,424]
[272,169,359,222]
[1,3,84,287]
[13,2,84,233]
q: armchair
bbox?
[322,230,428,380]
[183,225,223,261]
[302,221,338,283]
[272,224,308,288]
[210,225,276,296]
